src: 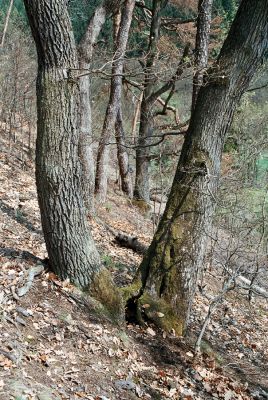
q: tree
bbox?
[78,1,125,214]
[129,0,268,335]
[134,0,168,204]
[114,9,133,199]
[22,0,121,308]
[78,1,114,214]
[191,0,213,112]
[95,0,135,202]
[133,0,192,204]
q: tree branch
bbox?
[147,43,191,104]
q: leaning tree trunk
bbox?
[132,0,268,335]
[23,0,102,287]
[95,0,135,203]
[191,0,213,112]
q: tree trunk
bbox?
[78,0,121,214]
[134,99,153,203]
[115,107,133,197]
[133,0,268,335]
[191,0,213,113]
[133,0,163,203]
[95,0,135,203]
[78,5,108,215]
[23,0,102,287]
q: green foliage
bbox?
[213,0,238,21]
[68,0,113,44]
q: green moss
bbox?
[88,268,124,325]
[120,279,142,303]
[138,292,184,336]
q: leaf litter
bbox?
[0,127,268,399]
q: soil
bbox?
[0,126,267,400]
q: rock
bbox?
[114,379,136,391]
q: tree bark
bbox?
[115,107,133,197]
[134,0,163,204]
[133,0,268,335]
[114,9,133,198]
[95,0,135,203]
[78,5,108,215]
[23,0,102,287]
[191,0,213,113]
[78,0,121,214]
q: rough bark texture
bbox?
[95,0,135,202]
[78,5,107,215]
[191,0,213,112]
[134,0,268,335]
[23,0,102,288]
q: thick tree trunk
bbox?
[191,0,213,112]
[78,5,107,215]
[115,107,133,197]
[133,0,268,335]
[95,0,135,202]
[23,0,102,287]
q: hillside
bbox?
[0,122,268,400]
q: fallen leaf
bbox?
[146,327,156,336]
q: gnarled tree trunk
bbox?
[23,0,102,287]
[133,0,268,335]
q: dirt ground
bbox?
[0,126,268,400]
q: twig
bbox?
[17,264,44,297]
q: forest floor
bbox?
[0,126,268,400]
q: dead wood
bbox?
[114,233,147,254]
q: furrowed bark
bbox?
[134,0,268,335]
[23,0,102,287]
